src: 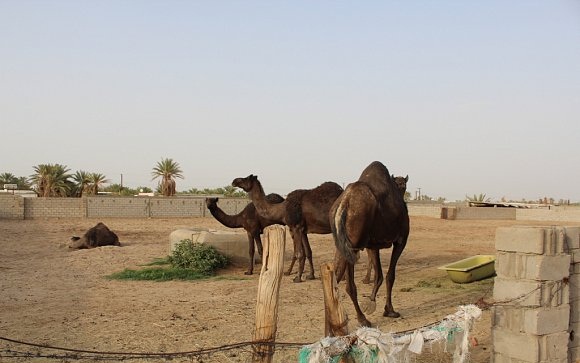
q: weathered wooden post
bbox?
[321,262,349,337]
[252,225,286,363]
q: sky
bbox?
[1,1,579,202]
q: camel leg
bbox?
[383,238,407,318]
[334,250,347,283]
[245,232,255,275]
[285,229,299,276]
[302,233,315,280]
[255,233,264,257]
[345,261,372,327]
[362,249,373,284]
[368,249,383,302]
[293,228,308,283]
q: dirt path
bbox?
[0,216,558,362]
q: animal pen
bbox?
[2,218,580,362]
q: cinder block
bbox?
[564,227,580,250]
[540,331,570,361]
[492,327,539,361]
[525,254,571,281]
[496,227,546,254]
[492,305,525,333]
[524,305,570,335]
[496,253,570,281]
[494,277,542,307]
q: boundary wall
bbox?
[0,195,250,219]
[492,225,580,362]
[2,195,580,222]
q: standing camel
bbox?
[205,194,284,275]
[362,175,408,284]
[232,175,343,282]
[331,161,409,327]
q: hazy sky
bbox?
[1,1,579,202]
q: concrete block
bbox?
[496,253,570,281]
[494,277,542,307]
[540,331,570,361]
[169,227,254,267]
[492,305,525,333]
[565,227,580,250]
[523,305,570,335]
[496,227,546,254]
[492,327,539,361]
[525,254,571,281]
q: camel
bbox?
[205,194,284,275]
[69,222,120,249]
[232,175,343,282]
[330,161,409,327]
[362,175,408,284]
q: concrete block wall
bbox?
[492,226,580,363]
[24,197,85,219]
[517,207,580,223]
[0,195,24,219]
[455,206,516,220]
[4,196,252,219]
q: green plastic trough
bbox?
[438,254,496,283]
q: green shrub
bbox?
[169,239,228,275]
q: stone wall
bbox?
[492,225,580,362]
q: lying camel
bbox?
[69,222,120,249]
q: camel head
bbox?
[205,197,219,209]
[232,174,258,192]
[393,175,409,194]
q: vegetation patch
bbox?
[108,240,228,281]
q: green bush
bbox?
[169,239,228,275]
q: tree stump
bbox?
[252,225,286,363]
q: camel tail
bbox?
[331,200,357,265]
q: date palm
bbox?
[151,158,184,196]
[72,171,91,197]
[88,173,109,195]
[30,164,72,197]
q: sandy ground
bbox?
[0,216,560,362]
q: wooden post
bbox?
[252,225,286,363]
[321,262,349,337]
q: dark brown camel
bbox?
[362,175,408,284]
[232,175,343,282]
[205,194,284,275]
[69,222,120,249]
[330,161,409,327]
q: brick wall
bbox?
[492,226,580,362]
[0,195,24,219]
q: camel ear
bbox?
[405,175,409,182]
[215,197,219,202]
[391,174,395,179]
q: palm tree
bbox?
[30,164,72,197]
[72,170,92,197]
[466,193,491,202]
[0,172,17,185]
[151,158,184,196]
[87,173,109,195]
